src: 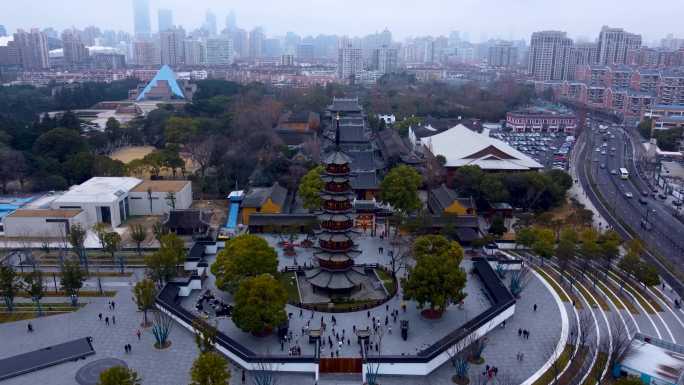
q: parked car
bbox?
[638,197,648,205]
[625,192,634,198]
[659,193,668,200]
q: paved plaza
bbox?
[0,232,565,385]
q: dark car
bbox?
[674,200,683,207]
[658,193,668,200]
[641,190,649,197]
[638,197,648,205]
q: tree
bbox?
[531,227,554,266]
[190,352,231,385]
[579,227,600,279]
[24,269,45,316]
[145,233,185,284]
[130,224,147,256]
[0,265,21,311]
[638,118,653,139]
[61,259,85,306]
[297,165,324,211]
[379,165,422,213]
[555,239,575,283]
[232,274,287,335]
[403,235,467,317]
[193,318,219,353]
[488,216,507,237]
[103,232,123,273]
[516,227,536,249]
[453,165,485,198]
[68,223,88,274]
[598,230,621,278]
[480,174,509,203]
[133,279,157,327]
[211,234,278,292]
[152,220,166,242]
[97,366,142,385]
[92,222,108,250]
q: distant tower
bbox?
[305,115,364,295]
[204,10,218,36]
[225,11,237,32]
[132,0,151,39]
[158,9,173,32]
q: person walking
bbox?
[518,328,522,337]
[136,329,141,340]
[27,322,33,333]
[242,370,246,385]
[98,313,102,321]
[533,304,537,312]
[112,315,116,325]
[105,317,109,326]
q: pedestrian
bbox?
[128,344,132,353]
[136,329,141,340]
[367,311,370,318]
[105,317,109,326]
[385,316,388,325]
[299,309,303,317]
[112,315,116,325]
[98,313,102,321]
[520,352,524,361]
[124,344,128,354]
[242,370,246,384]
[388,325,392,334]
[518,328,522,337]
[27,322,33,333]
[533,304,537,312]
[111,301,115,310]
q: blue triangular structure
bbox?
[136,65,185,102]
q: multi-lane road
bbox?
[575,120,684,295]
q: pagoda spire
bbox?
[335,113,341,149]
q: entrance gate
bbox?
[318,358,362,374]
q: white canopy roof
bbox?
[423,124,543,171]
[53,177,142,205]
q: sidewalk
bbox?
[568,141,609,230]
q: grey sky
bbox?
[2,0,681,43]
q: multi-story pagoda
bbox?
[305,115,365,295]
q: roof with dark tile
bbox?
[242,183,288,208]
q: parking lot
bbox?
[489,130,575,170]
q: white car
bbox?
[625,192,633,198]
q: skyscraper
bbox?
[231,29,249,58]
[132,0,151,39]
[183,40,205,65]
[296,43,315,61]
[337,41,363,80]
[160,27,185,66]
[206,37,233,65]
[372,45,398,74]
[597,26,642,65]
[225,11,237,32]
[61,29,88,67]
[204,10,218,36]
[13,29,49,70]
[528,31,573,81]
[0,25,7,37]
[158,9,173,32]
[133,40,160,66]
[488,42,518,68]
[249,27,265,58]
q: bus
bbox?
[619,168,629,180]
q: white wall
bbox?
[129,183,192,216]
[4,211,89,238]
[51,200,124,227]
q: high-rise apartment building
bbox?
[13,29,50,70]
[231,29,249,59]
[206,37,233,65]
[204,10,218,36]
[183,40,205,66]
[160,27,185,66]
[528,31,573,81]
[296,44,315,62]
[158,9,173,32]
[488,42,518,68]
[132,0,151,39]
[133,40,160,66]
[372,45,398,74]
[567,42,598,80]
[61,29,88,67]
[337,41,363,80]
[249,27,265,58]
[597,26,641,65]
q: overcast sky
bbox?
[2,0,681,44]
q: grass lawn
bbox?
[531,344,574,385]
[582,351,608,385]
[544,268,583,310]
[595,280,625,310]
[278,272,301,303]
[0,303,85,323]
[18,290,117,298]
[375,268,396,296]
[602,278,639,315]
[557,347,588,385]
[608,271,661,313]
[535,267,570,302]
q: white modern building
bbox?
[3,209,89,238]
[49,177,192,228]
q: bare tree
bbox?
[574,310,594,351]
[605,314,631,375]
[252,351,280,385]
[543,336,567,385]
[185,138,215,178]
[446,331,478,383]
[364,326,386,385]
[509,265,531,298]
